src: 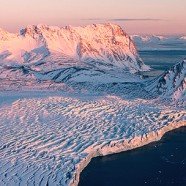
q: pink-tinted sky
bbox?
[0,0,185,35]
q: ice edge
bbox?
[71,121,186,186]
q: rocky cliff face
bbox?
[146,60,186,100]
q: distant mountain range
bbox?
[132,35,186,50]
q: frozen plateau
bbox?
[0,23,185,186]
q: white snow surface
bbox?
[0,23,149,75]
[0,24,151,87]
[146,60,186,100]
[0,24,185,186]
[0,92,185,186]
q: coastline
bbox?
[71,121,186,186]
[0,93,185,186]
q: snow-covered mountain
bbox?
[0,24,185,101]
[132,35,186,50]
[0,24,185,186]
[146,60,186,100]
[0,24,150,86]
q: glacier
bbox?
[0,23,185,186]
[0,92,185,186]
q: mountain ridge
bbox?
[0,23,149,73]
[0,24,185,101]
[146,60,186,100]
[132,35,186,50]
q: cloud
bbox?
[82,18,163,21]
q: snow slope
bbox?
[0,59,185,185]
[0,23,185,186]
[146,60,186,100]
[0,24,149,80]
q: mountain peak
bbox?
[0,23,149,80]
[20,24,61,36]
[19,23,126,37]
[0,28,15,40]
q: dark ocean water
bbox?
[79,127,186,186]
[139,50,186,71]
[79,50,186,186]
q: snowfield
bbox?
[0,93,185,186]
[0,23,185,186]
